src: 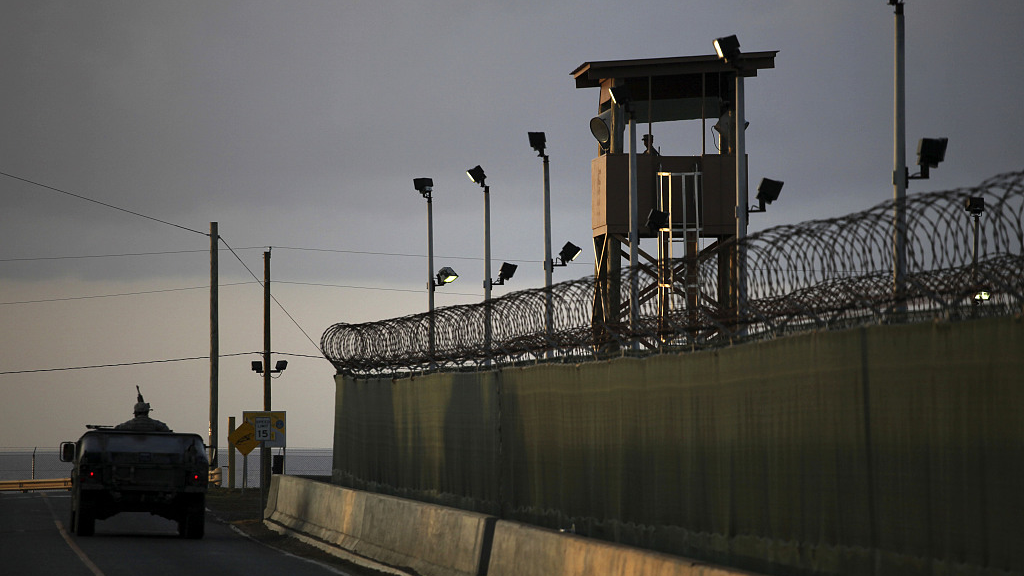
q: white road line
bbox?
[40,493,106,576]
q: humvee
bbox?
[60,429,209,538]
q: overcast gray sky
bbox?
[3,1,1022,450]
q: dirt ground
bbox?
[206,487,392,576]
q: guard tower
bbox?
[571,50,777,344]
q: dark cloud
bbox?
[2,0,1022,447]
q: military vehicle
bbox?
[59,389,209,538]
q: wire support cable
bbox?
[1,170,207,236]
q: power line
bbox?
[1,170,208,236]
[0,352,258,375]
[275,280,481,297]
[220,238,324,355]
[1,244,578,265]
[274,245,546,263]
[0,282,255,306]
[0,249,212,262]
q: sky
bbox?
[2,1,1022,451]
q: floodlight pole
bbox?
[426,191,437,362]
[541,152,554,355]
[483,184,492,362]
[892,0,908,315]
[734,72,748,328]
[971,211,980,285]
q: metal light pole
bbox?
[420,181,437,360]
[483,183,492,357]
[529,132,555,352]
[734,72,748,323]
[891,0,908,315]
[467,166,492,361]
[428,192,435,356]
[713,36,749,330]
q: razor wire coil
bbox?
[322,171,1024,377]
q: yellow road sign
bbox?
[242,411,287,447]
[228,421,258,456]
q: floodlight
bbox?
[713,35,741,63]
[589,116,611,145]
[558,241,582,265]
[917,137,948,168]
[646,209,670,230]
[965,197,985,216]
[413,177,433,196]
[749,178,784,214]
[251,361,263,373]
[497,262,518,283]
[974,290,991,302]
[609,84,632,108]
[757,178,784,205]
[528,132,546,156]
[466,165,486,186]
[274,360,288,372]
[436,266,458,285]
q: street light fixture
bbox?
[912,137,948,180]
[413,177,433,196]
[713,35,741,63]
[554,241,582,267]
[749,178,784,213]
[646,209,670,231]
[436,266,459,285]
[466,165,486,186]
[251,360,288,375]
[528,132,546,156]
[492,262,517,286]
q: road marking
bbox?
[40,493,106,576]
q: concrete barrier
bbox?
[487,521,760,576]
[264,475,494,576]
[265,475,762,576]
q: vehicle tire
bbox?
[179,504,205,539]
[75,506,95,537]
[69,509,76,534]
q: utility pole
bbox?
[261,249,271,502]
[209,222,219,474]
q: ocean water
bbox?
[0,447,332,485]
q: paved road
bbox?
[0,491,349,576]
